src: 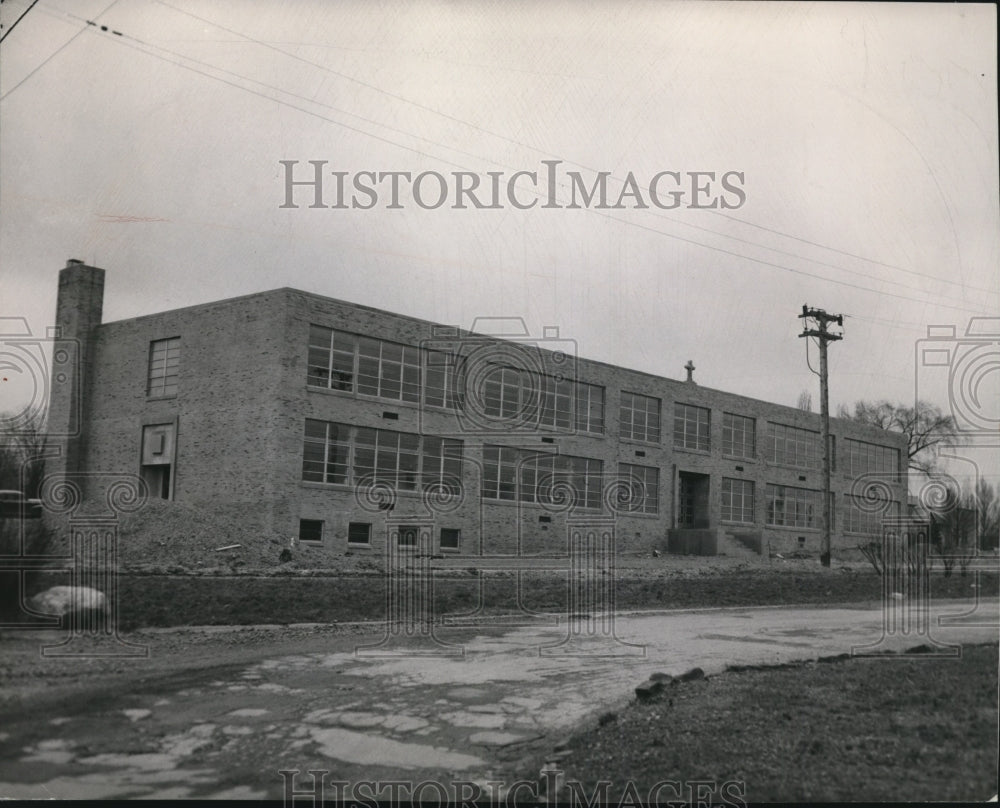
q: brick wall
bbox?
[65,279,909,561]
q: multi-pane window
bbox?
[845,495,900,535]
[424,349,460,409]
[357,337,421,401]
[619,392,661,443]
[481,445,519,501]
[307,326,421,404]
[479,365,604,434]
[722,413,756,459]
[303,420,351,484]
[765,484,818,528]
[482,446,603,509]
[307,326,355,390]
[147,337,180,397]
[618,463,659,514]
[721,478,755,523]
[845,439,900,479]
[302,420,461,492]
[766,423,820,469]
[673,403,710,451]
[574,382,605,434]
[347,522,372,545]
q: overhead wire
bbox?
[148,0,996,298]
[0,0,118,100]
[13,2,999,324]
[0,0,41,44]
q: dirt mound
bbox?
[106,500,375,573]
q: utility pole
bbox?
[799,305,843,568]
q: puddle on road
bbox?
[309,727,484,770]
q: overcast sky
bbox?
[1,1,997,481]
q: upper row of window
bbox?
[146,330,899,478]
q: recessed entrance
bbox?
[677,471,710,529]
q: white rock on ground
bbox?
[29,586,107,616]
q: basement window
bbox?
[299,519,324,544]
[440,528,461,552]
[347,522,371,546]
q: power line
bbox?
[0,0,40,43]
[33,7,982,310]
[148,0,996,298]
[0,0,118,101]
[20,6,998,318]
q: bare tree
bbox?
[796,390,813,412]
[0,410,54,618]
[0,410,49,497]
[973,478,999,551]
[927,484,978,576]
[835,399,961,475]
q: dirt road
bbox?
[1,598,997,800]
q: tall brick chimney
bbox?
[47,259,105,480]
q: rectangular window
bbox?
[301,421,462,492]
[482,446,604,509]
[845,439,900,480]
[299,519,324,543]
[618,463,659,514]
[845,496,900,535]
[721,478,755,523]
[307,325,421,404]
[673,403,710,452]
[722,413,756,459]
[620,392,661,443]
[478,364,604,434]
[424,349,460,410]
[765,484,818,528]
[481,445,519,501]
[440,528,461,551]
[347,522,371,545]
[147,337,180,397]
[574,381,605,435]
[766,423,820,469]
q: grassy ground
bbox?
[519,642,999,803]
[12,563,997,629]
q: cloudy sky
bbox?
[1,1,997,479]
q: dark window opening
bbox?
[347,522,372,545]
[440,528,461,551]
[299,519,324,543]
[140,465,171,499]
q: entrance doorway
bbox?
[677,471,710,529]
